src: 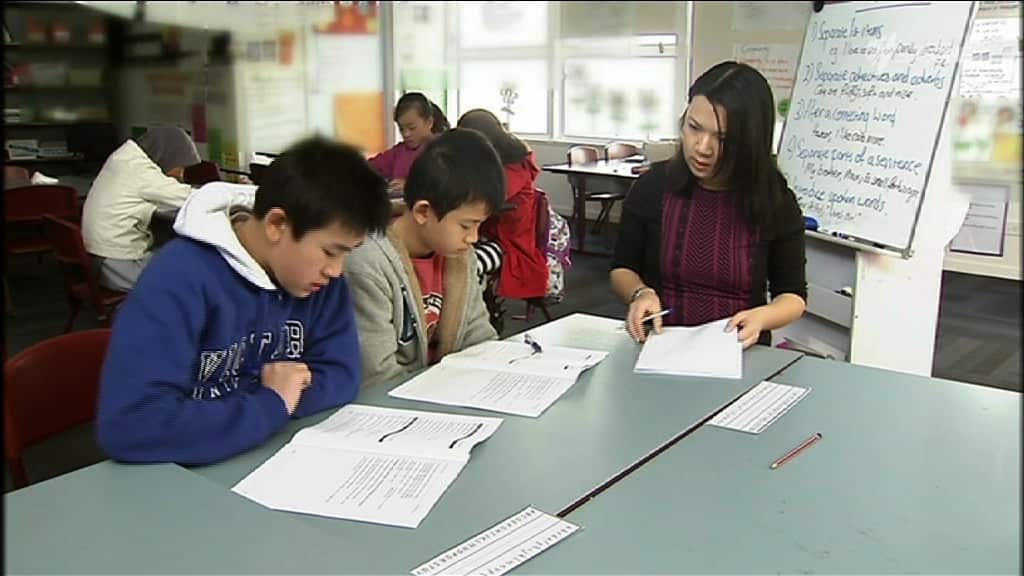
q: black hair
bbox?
[430,102,451,133]
[403,128,506,220]
[667,60,788,232]
[456,108,530,165]
[394,92,449,134]
[253,136,391,238]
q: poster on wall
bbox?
[731,43,800,117]
[958,16,1021,98]
[731,1,811,32]
[950,184,1010,256]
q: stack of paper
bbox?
[389,340,608,417]
[232,405,502,528]
[633,318,742,379]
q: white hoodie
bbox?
[173,181,276,290]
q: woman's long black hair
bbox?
[667,61,788,232]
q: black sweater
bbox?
[611,161,808,345]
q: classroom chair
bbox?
[604,141,642,162]
[566,145,600,252]
[183,160,223,187]
[4,328,112,489]
[4,165,32,189]
[5,184,79,315]
[249,163,269,186]
[43,215,128,333]
[590,141,640,236]
[5,184,79,256]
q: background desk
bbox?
[5,461,348,574]
[519,356,1021,574]
[542,160,645,254]
[190,313,801,574]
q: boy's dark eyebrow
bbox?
[328,240,362,253]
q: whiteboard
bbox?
[777,1,974,254]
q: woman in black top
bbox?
[610,61,807,347]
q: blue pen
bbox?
[523,333,543,354]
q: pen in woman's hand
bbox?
[618,308,673,332]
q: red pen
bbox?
[770,432,822,470]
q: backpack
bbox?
[543,204,572,303]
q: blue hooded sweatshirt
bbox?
[96,182,362,465]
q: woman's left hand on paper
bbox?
[726,307,766,349]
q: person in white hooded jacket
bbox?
[95,137,392,464]
[81,125,201,291]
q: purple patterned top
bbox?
[660,186,754,326]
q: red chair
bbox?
[4,165,32,189]
[5,184,79,315]
[5,184,79,256]
[184,160,223,186]
[43,215,128,333]
[4,328,112,489]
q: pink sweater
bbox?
[368,142,422,180]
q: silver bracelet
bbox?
[629,286,654,303]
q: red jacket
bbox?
[482,152,548,299]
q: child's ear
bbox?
[263,208,291,243]
[411,200,433,225]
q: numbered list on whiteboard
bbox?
[778,2,973,250]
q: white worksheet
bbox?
[634,318,742,379]
[232,405,502,528]
[389,340,607,417]
[709,380,810,434]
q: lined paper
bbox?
[710,380,810,434]
[411,507,580,576]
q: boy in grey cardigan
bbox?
[346,129,506,387]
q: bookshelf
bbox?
[4,1,120,173]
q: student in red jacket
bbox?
[457,109,548,299]
[369,92,450,192]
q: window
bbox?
[390,1,688,142]
[562,56,676,141]
[458,1,548,49]
[454,2,550,135]
[458,59,549,134]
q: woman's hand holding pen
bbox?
[626,289,664,343]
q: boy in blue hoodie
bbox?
[96,137,391,465]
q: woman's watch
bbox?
[629,286,654,303]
